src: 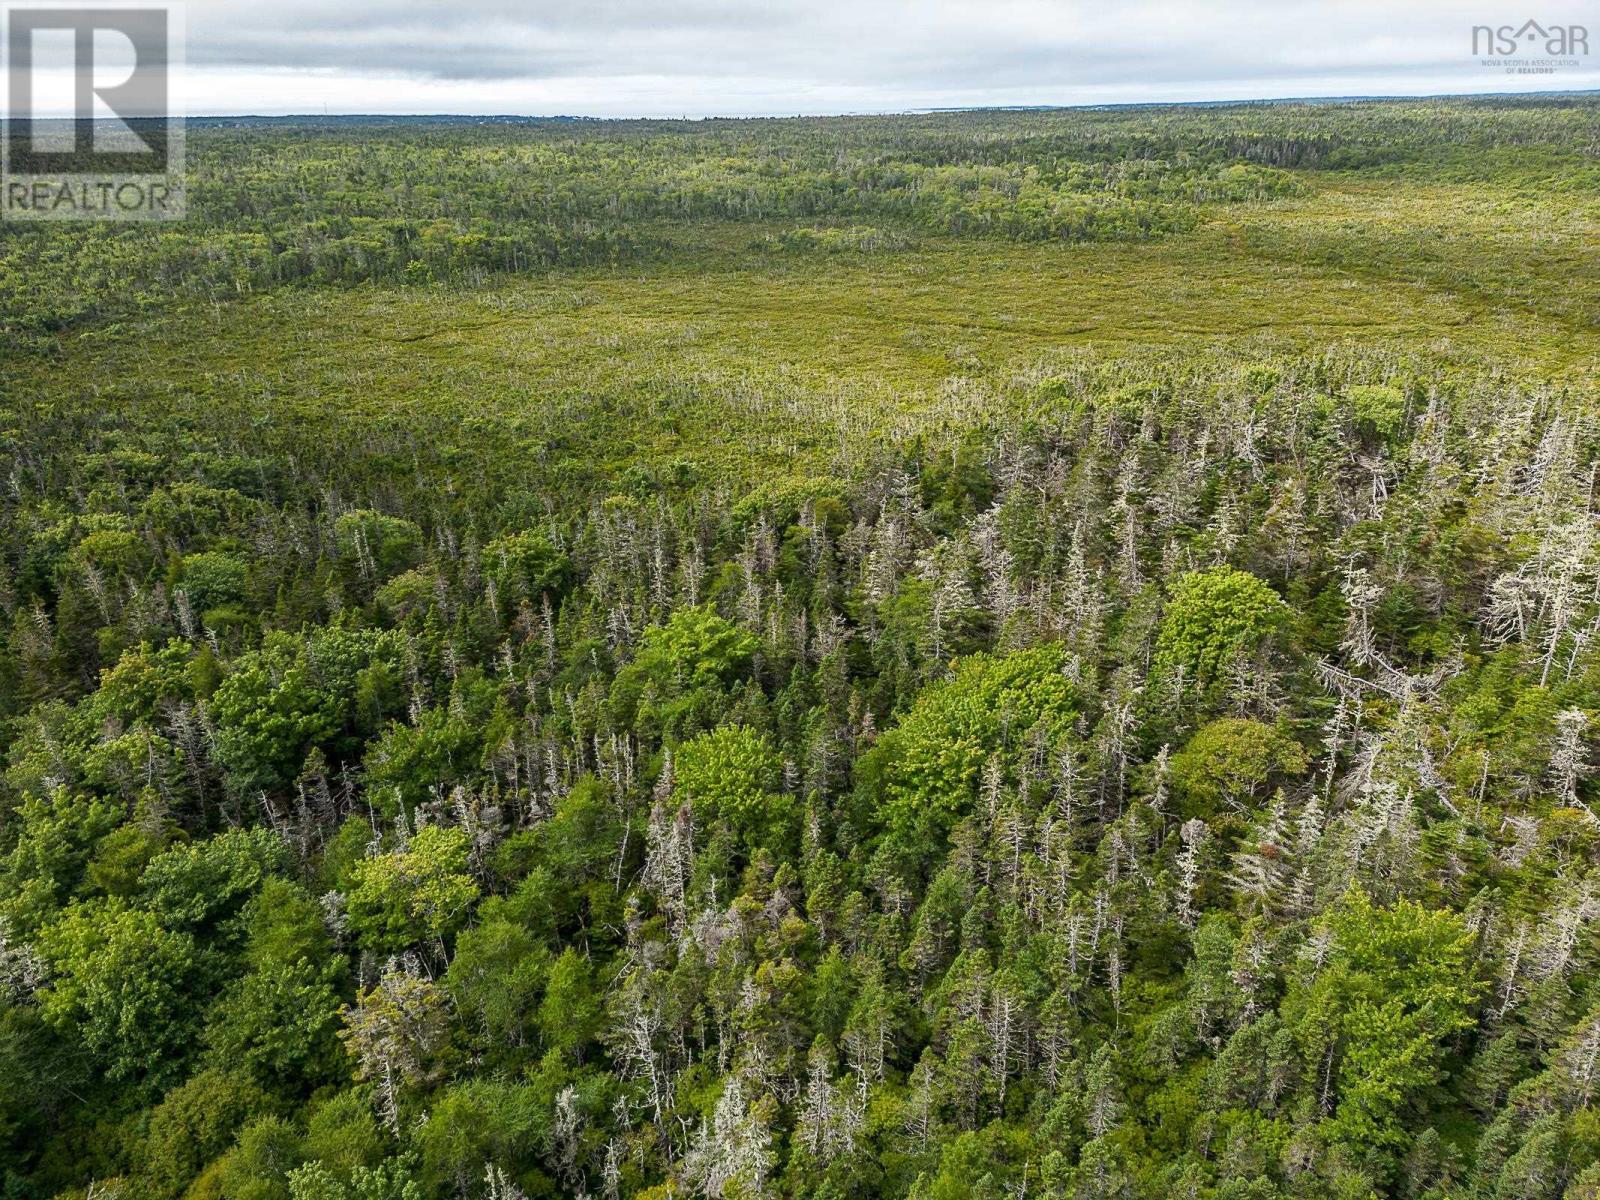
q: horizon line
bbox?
[196,85,1600,122]
[11,84,1597,125]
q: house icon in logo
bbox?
[1513,19,1548,42]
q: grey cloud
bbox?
[190,0,812,77]
[178,0,1600,109]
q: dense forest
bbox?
[3,97,1600,1200]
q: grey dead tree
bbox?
[903,1052,937,1150]
[1340,559,1383,667]
[1558,1010,1600,1108]
[1175,818,1209,929]
[601,1141,622,1200]
[552,1086,587,1195]
[1084,1044,1124,1140]
[1287,793,1327,917]
[973,509,1022,631]
[0,919,42,1001]
[1262,476,1311,578]
[1488,516,1598,687]
[987,972,1026,1107]
[649,516,674,613]
[1147,743,1173,825]
[643,753,693,938]
[1340,781,1422,897]
[1527,884,1600,986]
[919,537,979,665]
[681,1076,774,1200]
[1319,654,1461,816]
[1227,799,1293,919]
[1111,461,1144,595]
[796,1041,865,1164]
[1550,708,1596,820]
[337,955,451,1134]
[607,951,673,1124]
[483,1165,528,1200]
[1057,522,1105,646]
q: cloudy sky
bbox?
[65,0,1600,115]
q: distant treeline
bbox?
[5,97,1596,345]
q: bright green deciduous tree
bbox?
[1348,384,1407,442]
[210,630,404,795]
[209,641,339,796]
[242,877,335,970]
[141,825,289,930]
[137,1067,272,1199]
[610,605,759,736]
[333,510,424,581]
[35,900,206,1084]
[203,959,346,1089]
[1170,718,1308,816]
[178,550,251,614]
[195,1115,306,1200]
[288,1158,424,1200]
[1297,892,1481,1158]
[674,725,793,852]
[346,825,479,954]
[861,644,1076,857]
[479,530,572,599]
[1154,567,1286,695]
[537,947,604,1062]
[0,789,121,935]
[444,918,549,1053]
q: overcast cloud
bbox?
[157,0,1600,115]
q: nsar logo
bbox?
[1471,18,1589,74]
